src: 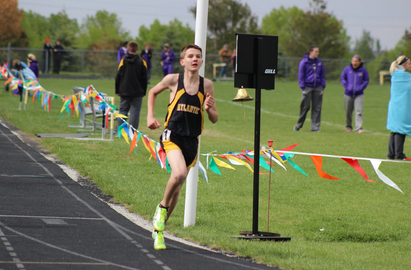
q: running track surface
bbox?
[0,120,280,270]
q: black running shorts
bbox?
[159,129,199,169]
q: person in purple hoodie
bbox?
[161,43,175,77]
[341,55,369,133]
[294,45,326,132]
[118,41,128,64]
[27,54,39,79]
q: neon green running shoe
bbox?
[153,204,167,232]
[152,230,166,250]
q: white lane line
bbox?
[0,214,103,221]
[0,121,161,270]
[0,228,26,270]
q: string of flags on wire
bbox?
[1,63,407,193]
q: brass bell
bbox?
[232,87,253,102]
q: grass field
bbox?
[1,77,410,270]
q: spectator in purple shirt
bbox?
[294,45,326,132]
[161,43,175,77]
[27,53,39,79]
[118,41,129,64]
[341,55,369,133]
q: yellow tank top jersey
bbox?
[164,73,205,137]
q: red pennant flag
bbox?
[69,100,75,115]
[342,158,376,183]
[311,155,339,180]
[158,146,167,171]
[105,111,109,130]
[143,136,157,161]
[280,143,300,151]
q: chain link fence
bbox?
[0,46,391,84]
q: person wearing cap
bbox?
[161,43,175,77]
[340,55,369,133]
[27,53,39,79]
[42,38,52,74]
[386,55,411,161]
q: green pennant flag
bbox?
[259,154,274,172]
[284,153,309,177]
[209,156,222,175]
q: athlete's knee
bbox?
[171,171,187,185]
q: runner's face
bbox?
[181,48,203,70]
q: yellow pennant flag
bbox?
[114,111,128,119]
[121,129,129,144]
[227,155,253,172]
[213,157,236,170]
[270,149,285,164]
[72,94,79,117]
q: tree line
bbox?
[1,0,411,78]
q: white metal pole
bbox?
[184,0,209,227]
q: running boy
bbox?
[147,44,219,250]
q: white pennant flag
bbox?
[370,160,403,193]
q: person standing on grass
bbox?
[341,55,369,133]
[118,41,128,64]
[147,44,219,250]
[141,43,153,85]
[27,54,39,79]
[115,41,147,132]
[53,40,64,74]
[386,55,411,161]
[294,45,326,132]
[161,43,175,77]
[42,38,52,74]
[219,44,232,77]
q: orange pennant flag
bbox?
[129,131,138,153]
[4,77,12,86]
[342,158,376,183]
[310,155,339,180]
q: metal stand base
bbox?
[235,231,291,241]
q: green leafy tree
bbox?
[261,6,304,56]
[393,27,411,58]
[189,0,259,52]
[136,19,194,52]
[136,19,195,75]
[77,11,131,75]
[20,11,51,48]
[78,10,131,50]
[353,30,375,60]
[262,0,349,58]
[48,10,79,48]
[45,10,79,72]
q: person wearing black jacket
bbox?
[140,43,152,84]
[53,40,64,74]
[42,38,52,74]
[115,41,148,132]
